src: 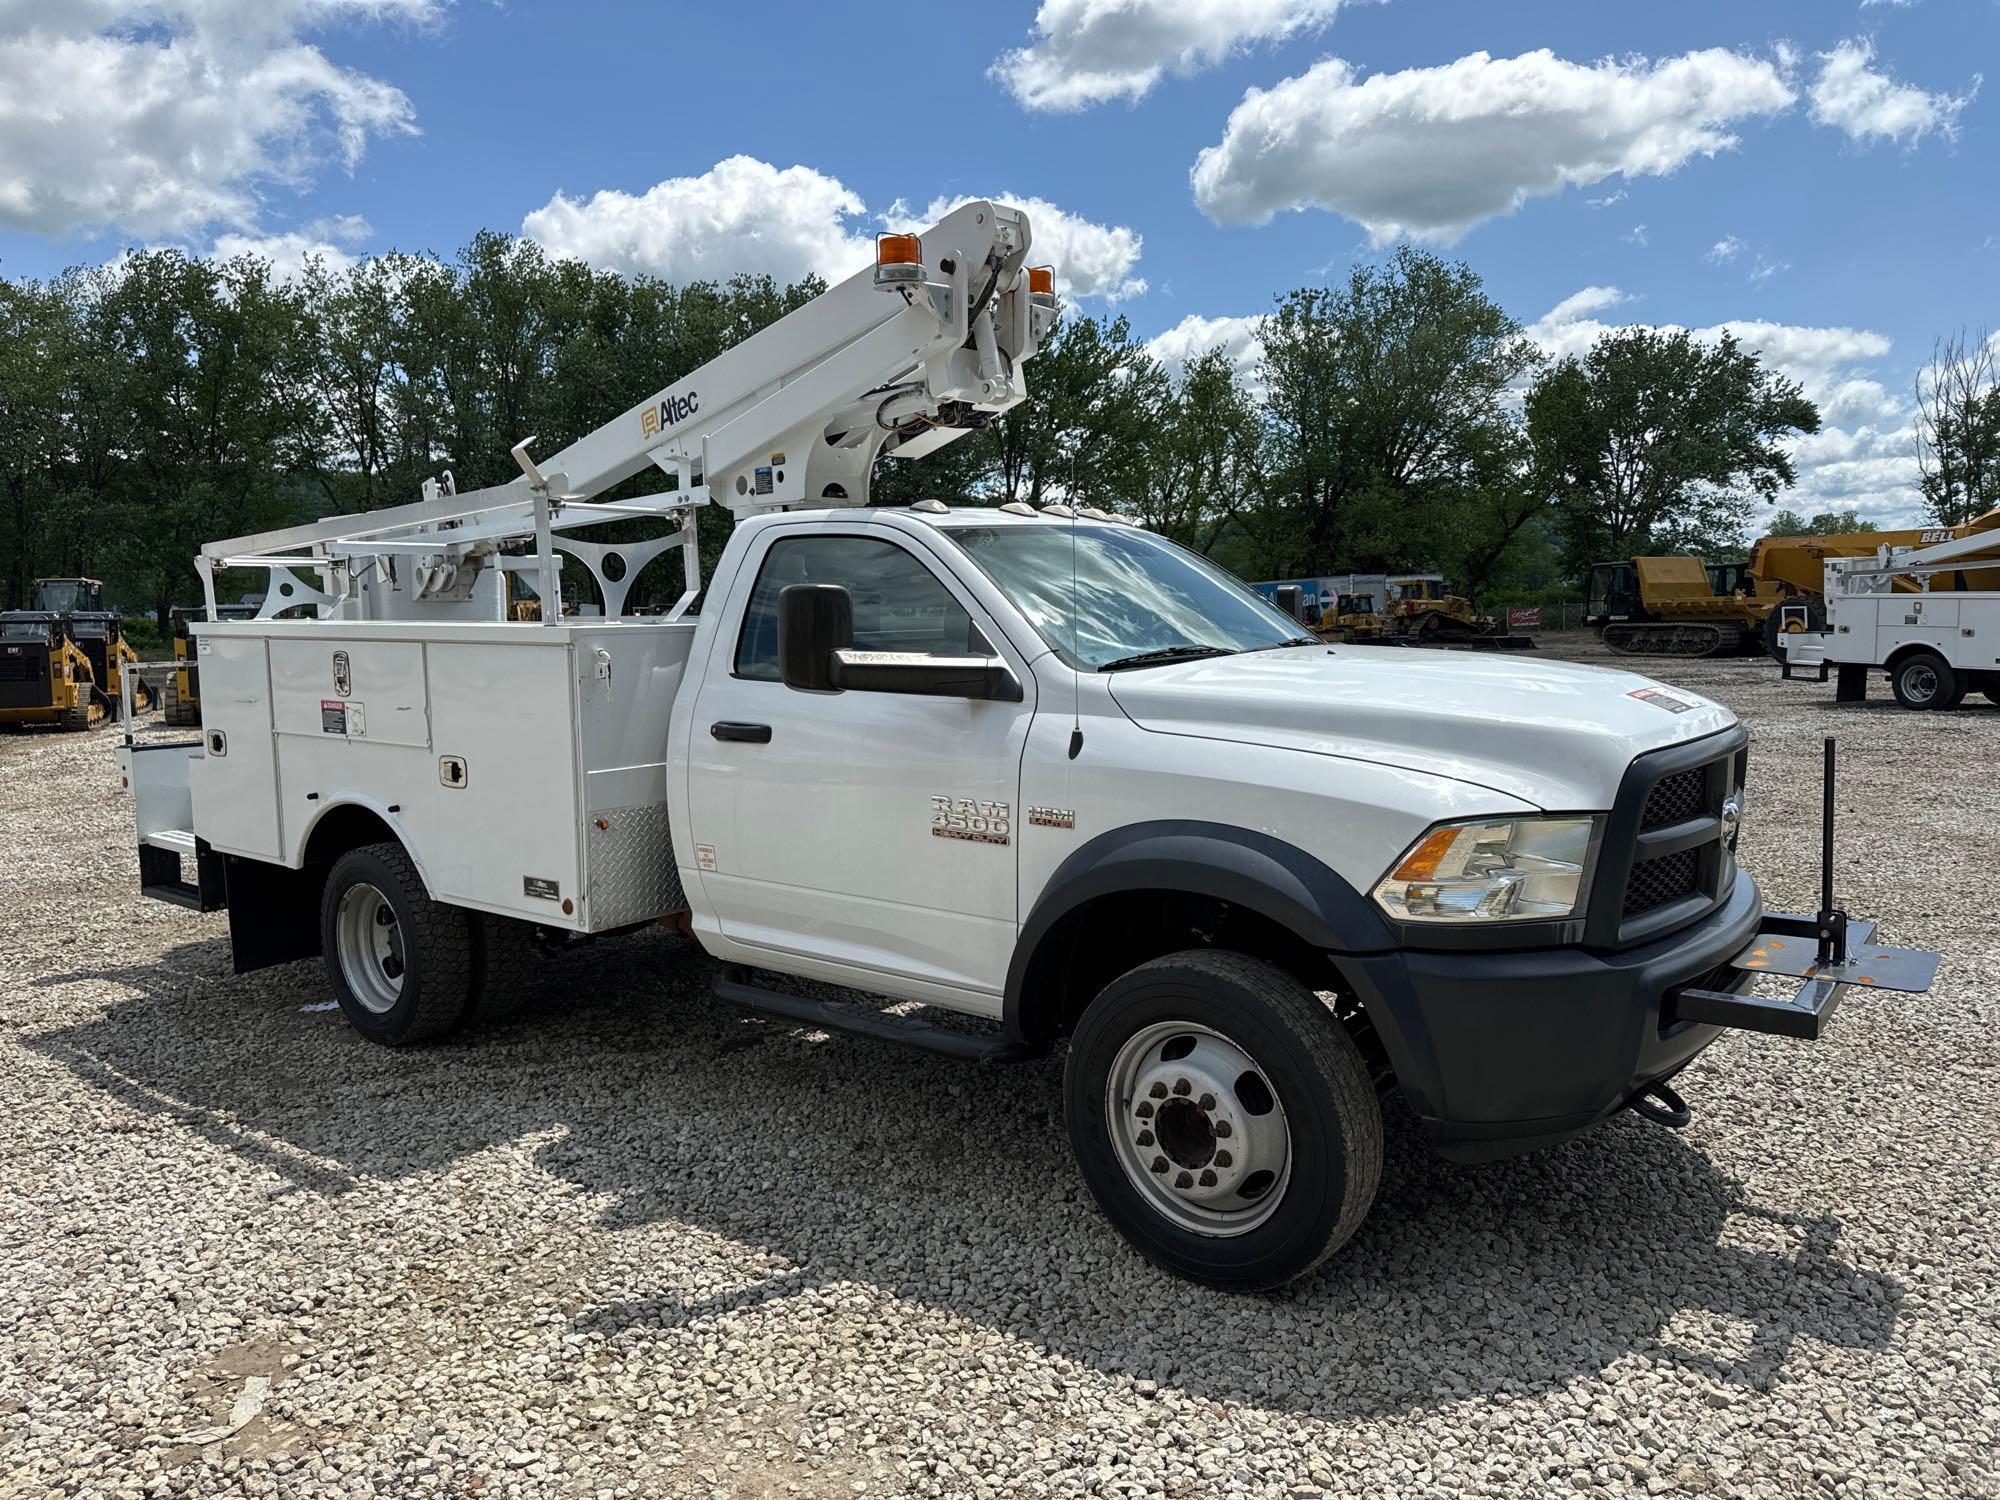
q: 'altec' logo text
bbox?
[641,390,699,438]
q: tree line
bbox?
[4,233,1994,621]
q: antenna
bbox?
[1068,454,1083,760]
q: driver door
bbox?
[685,526,1034,1005]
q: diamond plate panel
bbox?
[584,803,686,929]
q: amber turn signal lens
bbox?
[876,233,922,267]
[1028,266,1056,296]
[1388,825,1464,883]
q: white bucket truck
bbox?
[123,202,1935,1288]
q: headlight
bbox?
[1373,816,1598,924]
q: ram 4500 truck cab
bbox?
[122,200,1931,1288]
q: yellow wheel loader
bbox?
[0,612,108,730]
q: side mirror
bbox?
[778,584,852,692]
[776,582,1023,702]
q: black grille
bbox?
[0,652,45,683]
[1641,767,1706,829]
[1623,848,1699,917]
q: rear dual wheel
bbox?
[1065,950,1382,1291]
[1891,651,1963,710]
[321,842,551,1044]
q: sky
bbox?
[0,0,1994,529]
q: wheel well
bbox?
[1012,889,1390,1084]
[300,804,400,868]
[1883,642,1949,675]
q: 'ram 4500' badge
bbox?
[931,797,1010,845]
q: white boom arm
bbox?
[197,200,1056,623]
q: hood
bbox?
[1106,645,1737,810]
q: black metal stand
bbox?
[1815,737,1848,968]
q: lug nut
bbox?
[1174,1171,1194,1189]
[1151,1156,1168,1174]
[1172,1078,1191,1096]
[1213,1120,1232,1139]
[1135,1130,1154,1147]
[1148,1082,1168,1099]
[1197,1093,1215,1111]
[1198,1169,1217,1187]
[1135,1101,1154,1119]
[1214,1149,1232,1168]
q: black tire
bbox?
[1985,688,2000,707]
[1890,651,1957,710]
[1064,949,1383,1291]
[463,914,551,1027]
[320,842,473,1045]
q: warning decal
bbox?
[1627,687,1696,715]
[321,699,347,734]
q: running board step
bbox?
[712,966,1031,1063]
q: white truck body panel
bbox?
[188,618,694,932]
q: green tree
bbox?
[1529,327,1820,572]
[1766,507,1877,537]
[987,313,1164,512]
[1259,247,1542,580]
[1132,347,1264,554]
[1916,329,2000,527]
[0,275,83,606]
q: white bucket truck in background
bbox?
[123,201,1936,1289]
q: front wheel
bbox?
[1064,950,1383,1291]
[321,842,473,1044]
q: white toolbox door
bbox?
[188,633,282,859]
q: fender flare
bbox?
[1002,820,1397,1040]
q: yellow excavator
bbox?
[0,611,108,730]
[1583,556,1777,657]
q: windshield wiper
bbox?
[1243,635,1321,652]
[1097,645,1235,673]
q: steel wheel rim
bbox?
[1105,1020,1292,1237]
[1907,664,1938,702]
[335,882,405,1014]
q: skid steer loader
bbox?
[0,612,107,730]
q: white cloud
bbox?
[1748,255,1790,283]
[1808,38,1975,146]
[1586,190,1627,209]
[884,194,1146,302]
[523,157,872,286]
[0,0,430,239]
[993,0,1345,112]
[524,162,1147,302]
[1145,312,1268,380]
[210,214,371,278]
[1528,287,1925,526]
[1623,223,1650,248]
[1191,47,1796,243]
[1707,235,1744,264]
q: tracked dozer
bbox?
[1584,556,1775,657]
[1314,591,1390,644]
[0,612,108,730]
[1383,575,1535,650]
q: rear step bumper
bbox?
[713,966,1032,1063]
[138,835,226,911]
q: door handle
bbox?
[710,721,772,743]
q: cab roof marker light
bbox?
[997,501,1037,517]
[1040,504,1076,518]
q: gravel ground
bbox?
[2,635,1996,1499]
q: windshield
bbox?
[34,581,97,613]
[1,618,53,643]
[946,524,1306,670]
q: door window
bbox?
[734,534,981,681]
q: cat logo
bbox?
[332,650,352,697]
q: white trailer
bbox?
[123,200,1936,1290]
[1775,526,2000,709]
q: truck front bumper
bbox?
[1345,873,1765,1164]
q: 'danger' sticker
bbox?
[1627,687,1698,714]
